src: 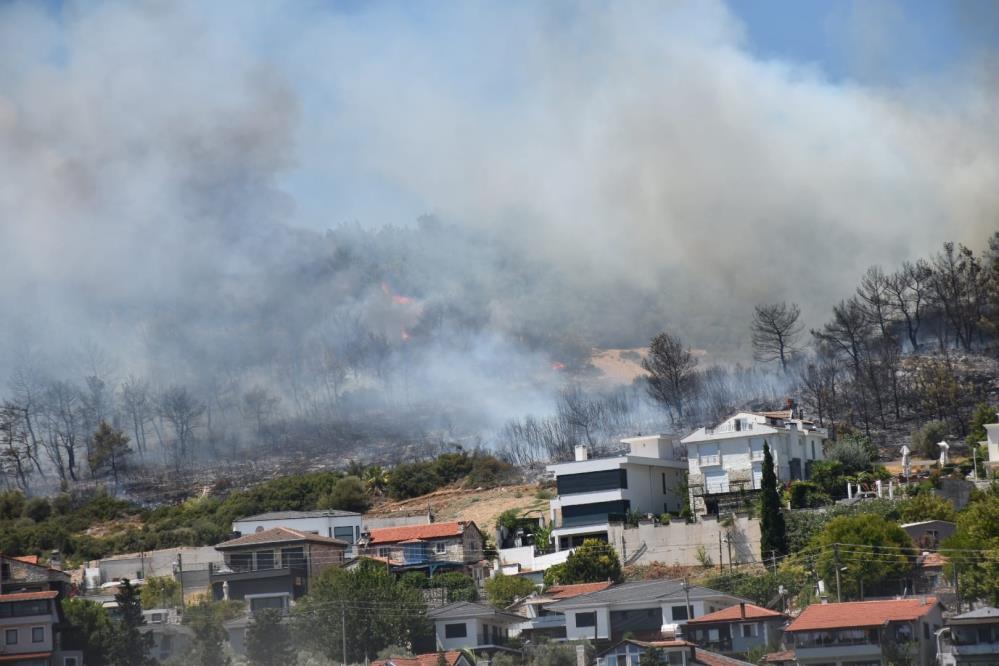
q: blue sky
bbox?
[731,0,997,84]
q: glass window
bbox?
[378,547,392,558]
[228,553,252,570]
[742,623,757,637]
[255,550,275,570]
[32,626,44,643]
[281,547,306,568]
[64,659,78,666]
[334,526,355,543]
[249,596,286,612]
[444,623,467,638]
[575,612,597,628]
[5,628,17,645]
[435,542,447,554]
[662,473,667,493]
[670,606,689,621]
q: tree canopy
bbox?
[810,515,913,600]
[544,539,622,586]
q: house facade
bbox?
[232,509,363,557]
[901,520,956,550]
[597,638,754,666]
[938,607,999,665]
[509,581,613,641]
[1,556,71,598]
[139,609,192,664]
[0,590,83,666]
[783,598,944,666]
[362,522,487,578]
[683,602,787,657]
[681,408,828,516]
[209,526,347,610]
[546,580,749,642]
[547,436,689,551]
[427,601,524,652]
[984,422,999,476]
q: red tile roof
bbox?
[686,602,785,624]
[786,598,940,632]
[216,526,348,549]
[13,555,39,565]
[0,653,53,663]
[547,581,614,599]
[0,590,58,602]
[372,651,465,666]
[694,650,753,666]
[367,522,470,545]
[761,650,795,663]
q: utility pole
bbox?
[175,552,184,606]
[683,577,692,625]
[342,605,348,666]
[833,544,842,603]
[954,560,961,613]
[718,532,723,572]
[770,550,777,575]
[726,538,733,572]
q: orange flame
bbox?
[381,281,413,305]
[551,362,566,371]
[401,329,412,342]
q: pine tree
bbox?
[246,608,294,666]
[186,600,231,666]
[759,442,787,558]
[108,579,156,666]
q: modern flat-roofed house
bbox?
[0,590,84,666]
[683,602,787,658]
[983,422,999,477]
[209,527,347,611]
[681,406,828,516]
[938,607,999,665]
[361,522,487,579]
[547,435,689,551]
[427,601,525,655]
[232,510,363,557]
[546,579,749,642]
[783,597,944,666]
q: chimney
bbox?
[739,602,746,619]
[574,445,588,462]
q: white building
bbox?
[984,421,999,477]
[547,435,688,551]
[427,601,524,651]
[231,510,362,556]
[681,407,828,516]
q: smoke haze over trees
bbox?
[1,2,999,488]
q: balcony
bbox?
[698,455,721,467]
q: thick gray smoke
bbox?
[1,1,997,449]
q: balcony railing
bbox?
[211,562,307,575]
[793,629,880,648]
[699,455,720,466]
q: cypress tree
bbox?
[108,579,156,666]
[759,441,787,557]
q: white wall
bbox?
[564,608,611,640]
[436,618,480,650]
[231,515,362,543]
[608,516,761,567]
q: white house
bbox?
[427,601,524,651]
[547,435,688,551]
[545,579,749,642]
[231,510,362,556]
[681,406,828,516]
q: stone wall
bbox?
[607,515,761,567]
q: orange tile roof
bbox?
[686,602,785,624]
[786,598,940,632]
[367,522,470,545]
[372,651,465,666]
[0,653,53,663]
[13,555,39,565]
[547,581,614,599]
[761,650,795,663]
[216,526,347,549]
[0,590,58,602]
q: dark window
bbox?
[561,500,631,527]
[575,612,597,628]
[250,596,286,612]
[334,526,355,543]
[444,623,467,638]
[670,606,691,621]
[0,599,50,617]
[32,627,44,643]
[662,473,667,493]
[255,550,275,570]
[1,562,10,580]
[924,623,930,640]
[229,553,252,571]
[65,659,79,666]
[281,547,306,568]
[5,629,16,645]
[557,469,628,495]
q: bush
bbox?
[321,476,370,513]
[484,573,536,608]
[898,493,956,523]
[387,461,441,500]
[912,420,950,459]
[826,434,878,474]
[24,498,52,522]
[0,490,26,520]
[788,481,830,509]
